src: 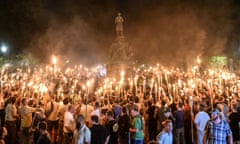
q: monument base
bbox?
[107,61,133,78]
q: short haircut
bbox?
[162,120,172,126]
[76,114,85,122]
[11,97,16,104]
[178,103,183,108]
[76,114,85,129]
[199,103,205,111]
[63,98,69,105]
[68,104,74,111]
[122,107,127,113]
[161,100,166,106]
[232,103,238,111]
[164,108,171,113]
[21,98,27,104]
[132,105,138,112]
[91,115,99,123]
[95,102,100,108]
[38,121,47,131]
[107,110,113,117]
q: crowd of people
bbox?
[0,62,239,144]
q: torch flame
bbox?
[52,55,57,65]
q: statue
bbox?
[115,13,124,37]
[108,13,134,78]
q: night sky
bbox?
[0,0,240,66]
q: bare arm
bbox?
[129,127,138,133]
[228,134,233,144]
[203,131,207,144]
[64,125,74,132]
[12,105,18,118]
[104,135,110,144]
[72,133,76,144]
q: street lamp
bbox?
[0,44,8,66]
[1,45,7,54]
[0,44,8,94]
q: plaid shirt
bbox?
[205,119,232,144]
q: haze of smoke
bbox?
[127,8,202,68]
[125,2,233,69]
[27,1,235,69]
[28,16,109,67]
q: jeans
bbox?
[175,127,185,144]
[132,139,143,144]
[197,130,204,144]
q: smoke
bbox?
[26,1,236,68]
[124,1,235,68]
[129,8,203,67]
[28,16,109,67]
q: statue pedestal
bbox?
[107,36,133,78]
[107,61,133,78]
[107,13,134,79]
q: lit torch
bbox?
[52,55,57,65]
[197,56,201,65]
[120,70,125,80]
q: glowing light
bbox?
[119,80,124,86]
[191,84,195,89]
[39,84,48,93]
[1,45,8,54]
[27,81,33,87]
[86,81,91,87]
[82,85,86,90]
[120,71,125,78]
[52,55,57,65]
[197,56,201,65]
[130,81,133,86]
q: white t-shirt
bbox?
[74,124,91,144]
[194,111,210,131]
[64,111,75,133]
